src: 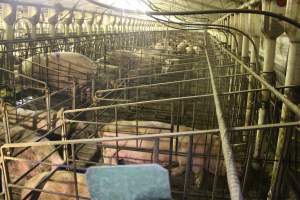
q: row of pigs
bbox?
[2,38,223,199]
[2,115,242,199]
[19,38,203,91]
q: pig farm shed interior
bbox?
[0,0,299,200]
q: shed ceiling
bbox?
[17,0,248,22]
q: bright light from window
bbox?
[98,0,150,12]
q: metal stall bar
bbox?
[96,74,248,98]
[126,59,206,73]
[0,67,48,89]
[67,85,295,117]
[2,119,300,199]
[2,121,299,149]
[204,36,243,200]
[128,60,233,73]
[210,36,300,118]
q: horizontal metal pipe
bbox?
[119,64,236,81]
[120,68,206,81]
[2,121,299,149]
[68,84,297,114]
[17,56,75,82]
[97,73,249,94]
[0,67,47,89]
[127,59,204,71]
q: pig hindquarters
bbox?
[6,132,63,184]
[21,171,90,200]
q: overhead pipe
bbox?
[215,0,261,23]
[62,10,74,36]
[2,2,16,72]
[141,20,148,32]
[253,0,285,161]
[230,14,237,54]
[114,16,121,33]
[137,20,143,32]
[120,17,126,33]
[240,12,250,63]
[134,19,140,32]
[124,18,132,33]
[27,6,41,39]
[2,2,16,40]
[102,15,110,33]
[85,0,300,28]
[75,11,85,35]
[48,4,63,37]
[268,0,300,199]
[235,14,243,57]
[95,14,104,33]
[225,16,232,48]
[110,15,117,33]
[129,18,136,32]
[86,13,96,34]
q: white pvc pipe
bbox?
[245,36,260,127]
[253,36,276,159]
[241,36,249,60]
[268,42,300,199]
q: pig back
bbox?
[22,52,97,89]
[100,120,173,151]
[7,134,64,183]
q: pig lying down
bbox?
[21,171,90,200]
[99,120,242,186]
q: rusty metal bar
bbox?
[205,36,243,200]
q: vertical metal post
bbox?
[45,88,51,130]
[169,102,174,173]
[71,144,80,200]
[0,101,11,145]
[115,107,119,161]
[212,141,222,200]
[268,42,300,199]
[91,78,95,101]
[153,138,160,163]
[72,82,77,110]
[244,37,260,127]
[182,135,193,200]
[60,111,68,164]
[1,148,12,200]
[253,37,276,159]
